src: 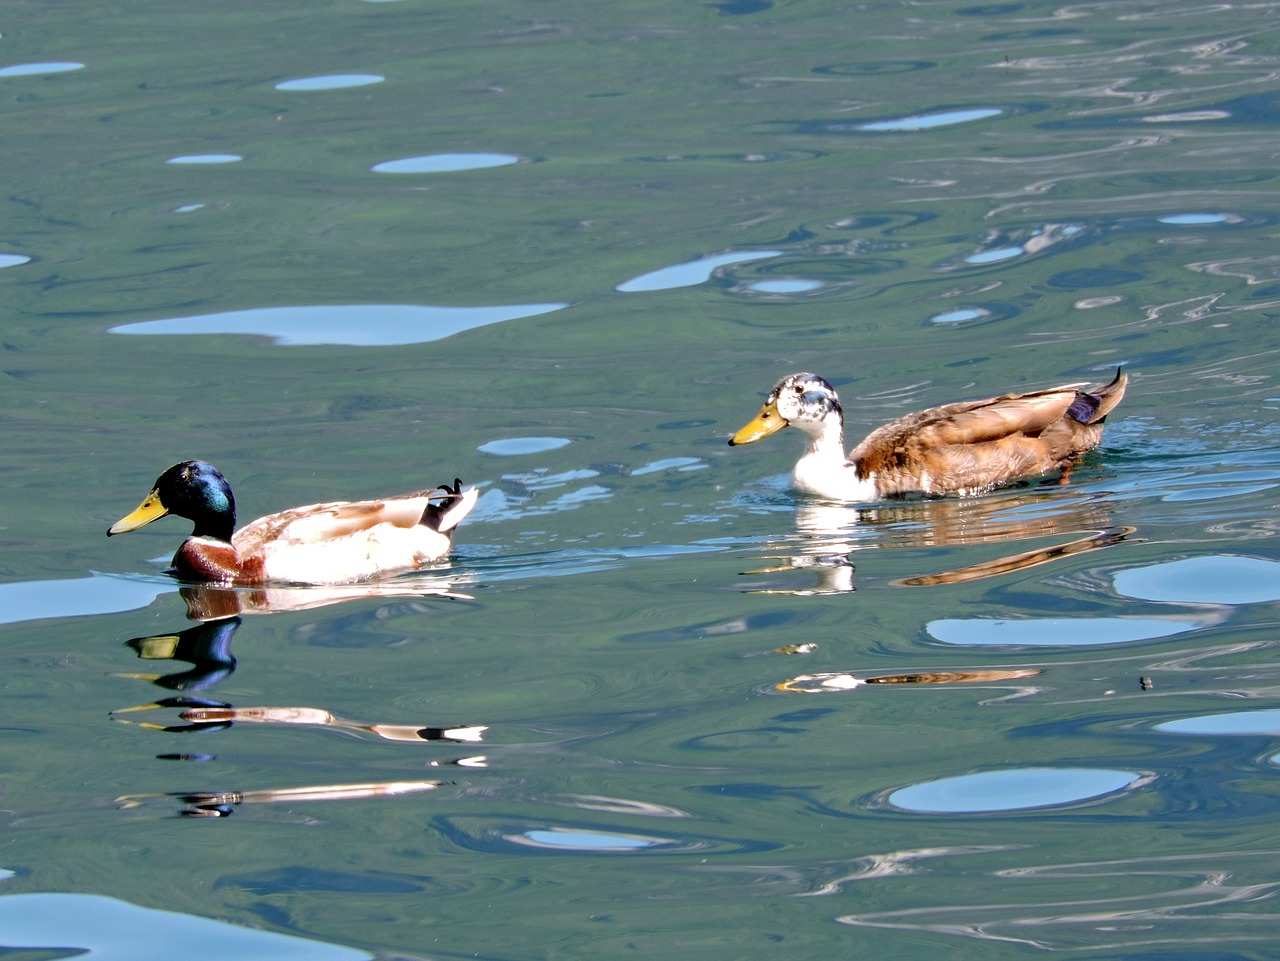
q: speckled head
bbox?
[769,373,842,425]
[729,372,843,445]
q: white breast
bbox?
[791,454,880,502]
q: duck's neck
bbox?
[190,512,235,543]
[794,411,846,466]
[791,415,878,502]
[186,487,235,542]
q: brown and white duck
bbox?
[729,369,1127,501]
[107,460,478,584]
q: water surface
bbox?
[5,0,1280,958]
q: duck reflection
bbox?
[777,667,1042,693]
[176,577,470,621]
[122,617,239,692]
[112,695,239,734]
[111,695,487,745]
[161,704,486,744]
[742,490,1134,594]
[113,604,489,792]
[116,777,478,818]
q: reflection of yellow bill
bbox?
[778,668,1041,694]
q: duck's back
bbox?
[849,374,1126,497]
[232,489,475,584]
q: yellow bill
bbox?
[729,400,787,445]
[107,489,170,535]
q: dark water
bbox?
[5,1,1280,958]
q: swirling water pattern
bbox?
[4,0,1280,957]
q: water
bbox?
[4,0,1280,957]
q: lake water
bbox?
[4,1,1280,958]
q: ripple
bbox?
[372,153,520,174]
[631,456,705,475]
[471,481,615,526]
[0,893,366,961]
[1113,555,1280,605]
[0,574,174,625]
[858,107,1002,132]
[165,154,242,165]
[747,278,824,293]
[1156,709,1280,736]
[835,852,1276,947]
[930,302,1023,326]
[1161,483,1275,502]
[499,468,599,491]
[1142,110,1230,123]
[1047,267,1142,289]
[887,767,1144,813]
[957,4,1022,15]
[434,816,741,854]
[961,223,1085,266]
[275,74,385,91]
[510,828,674,851]
[0,254,31,269]
[1158,212,1233,225]
[813,60,936,75]
[110,303,568,347]
[1075,295,1124,308]
[713,0,772,14]
[616,251,781,292]
[555,794,694,818]
[965,247,1022,264]
[478,437,572,456]
[0,62,85,77]
[926,615,1211,647]
[631,150,823,165]
[1144,468,1280,504]
[930,307,990,325]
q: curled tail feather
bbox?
[1066,368,1127,425]
[421,479,478,533]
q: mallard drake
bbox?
[729,369,1127,501]
[107,460,478,585]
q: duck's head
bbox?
[107,460,237,541]
[729,373,843,446]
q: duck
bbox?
[728,369,1127,501]
[107,460,478,585]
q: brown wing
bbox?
[853,385,1082,456]
[850,373,1126,496]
